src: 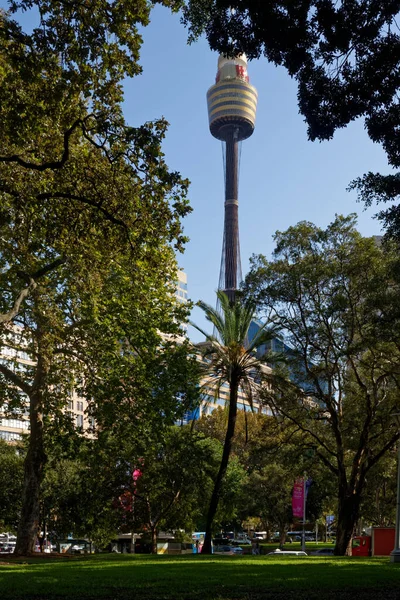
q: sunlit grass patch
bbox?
[0,553,399,599]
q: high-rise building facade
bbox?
[0,324,91,443]
[176,271,188,303]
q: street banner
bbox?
[292,477,304,518]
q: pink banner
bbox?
[292,478,304,519]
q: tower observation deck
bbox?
[207,55,257,303]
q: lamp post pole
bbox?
[301,474,307,553]
[390,414,400,562]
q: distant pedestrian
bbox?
[252,540,260,555]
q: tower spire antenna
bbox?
[207,54,258,304]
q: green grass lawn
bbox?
[1,553,400,600]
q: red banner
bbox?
[292,478,304,519]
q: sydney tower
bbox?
[207,55,258,303]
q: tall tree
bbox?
[244,214,400,555]
[193,290,273,554]
[1,203,192,555]
[0,1,193,555]
[182,1,400,238]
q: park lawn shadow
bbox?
[0,554,400,599]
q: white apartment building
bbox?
[176,271,188,303]
[0,324,91,443]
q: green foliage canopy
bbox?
[0,0,194,555]
[244,214,400,554]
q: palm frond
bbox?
[194,291,275,411]
[189,320,219,346]
[196,296,227,341]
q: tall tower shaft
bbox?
[207,55,257,303]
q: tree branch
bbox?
[17,257,67,284]
[0,118,87,171]
[0,362,32,396]
[366,432,400,473]
[36,192,135,250]
[0,257,66,325]
[0,280,36,324]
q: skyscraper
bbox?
[207,55,258,302]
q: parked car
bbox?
[0,542,15,553]
[266,549,307,556]
[309,548,335,556]
[214,545,243,555]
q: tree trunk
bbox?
[15,388,46,555]
[266,525,272,542]
[202,374,239,554]
[279,527,287,550]
[150,525,157,555]
[335,490,361,556]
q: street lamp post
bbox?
[390,413,400,563]
[302,475,306,553]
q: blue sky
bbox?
[4,2,393,341]
[127,6,391,340]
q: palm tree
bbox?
[192,290,274,554]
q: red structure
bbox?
[352,535,371,557]
[372,527,395,556]
[352,528,395,556]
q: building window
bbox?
[0,431,22,441]
[76,414,83,428]
[2,418,30,430]
[68,400,74,410]
[77,401,84,412]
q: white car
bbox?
[0,541,15,553]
